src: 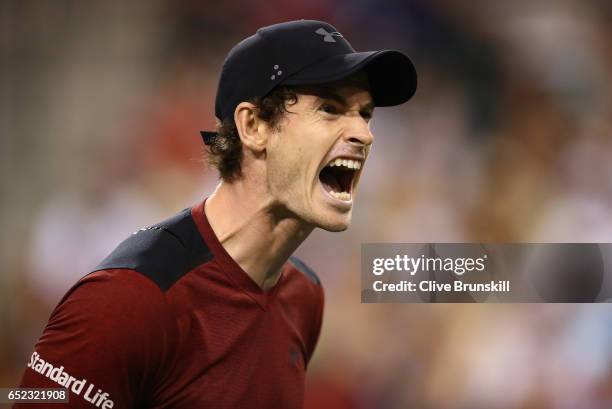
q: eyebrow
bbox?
[311,88,375,112]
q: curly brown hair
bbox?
[206,86,298,182]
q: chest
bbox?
[156,298,309,409]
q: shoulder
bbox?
[288,256,321,286]
[39,268,175,377]
[55,269,170,327]
[27,269,175,405]
[93,207,213,291]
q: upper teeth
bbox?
[328,158,362,170]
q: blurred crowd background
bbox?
[1,0,612,408]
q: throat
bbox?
[205,189,314,289]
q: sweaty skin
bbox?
[206,84,374,290]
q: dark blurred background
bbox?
[1,1,612,408]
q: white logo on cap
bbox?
[270,64,283,80]
[315,28,343,43]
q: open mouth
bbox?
[318,158,362,202]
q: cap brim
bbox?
[282,50,417,106]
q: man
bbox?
[16,20,416,408]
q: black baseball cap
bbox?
[202,19,417,144]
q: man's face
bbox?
[265,82,374,231]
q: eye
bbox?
[360,110,373,121]
[319,103,339,115]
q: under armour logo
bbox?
[315,27,343,43]
[288,346,303,368]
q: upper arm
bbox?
[16,270,173,408]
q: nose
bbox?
[343,116,374,147]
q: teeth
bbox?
[329,191,351,201]
[328,158,362,170]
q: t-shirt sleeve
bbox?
[15,269,174,409]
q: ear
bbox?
[234,102,268,153]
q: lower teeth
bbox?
[330,191,351,201]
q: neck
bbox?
[205,179,314,291]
